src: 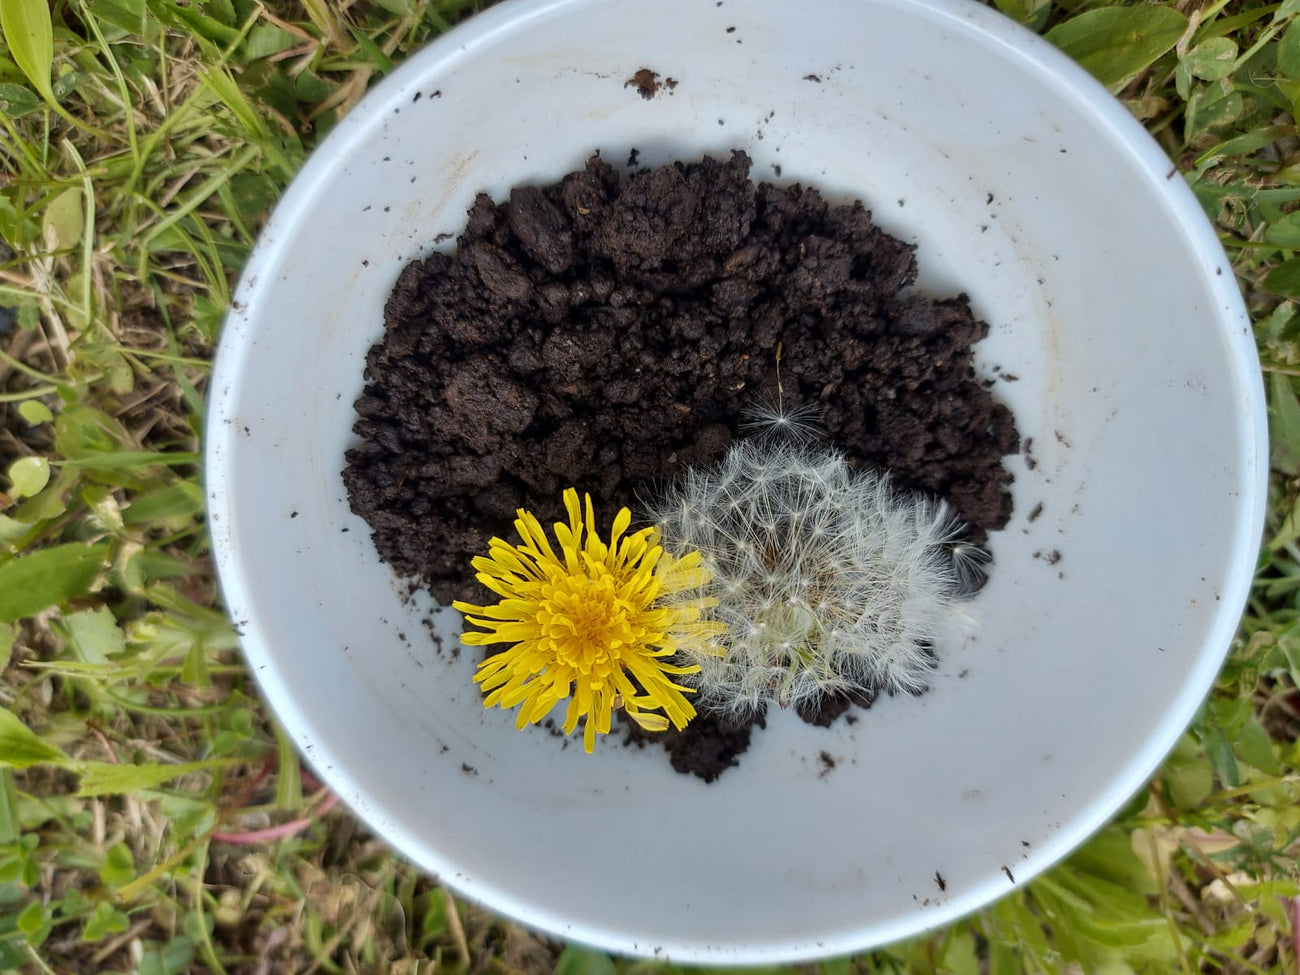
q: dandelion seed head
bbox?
[649,435,977,717]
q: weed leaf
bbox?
[1271,372,1300,477]
[0,707,75,769]
[5,456,48,499]
[61,607,124,664]
[0,81,41,116]
[0,0,55,104]
[137,938,194,975]
[1183,37,1238,81]
[1162,734,1214,808]
[0,542,110,623]
[556,946,617,975]
[1045,7,1189,90]
[1265,256,1300,298]
[1279,18,1300,82]
[81,900,130,941]
[992,0,1050,30]
[16,401,53,426]
[41,187,83,252]
[1265,212,1300,247]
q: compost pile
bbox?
[343,150,1019,777]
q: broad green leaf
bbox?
[81,900,130,942]
[992,0,1049,30]
[1279,18,1300,83]
[5,457,48,500]
[180,641,209,687]
[77,758,237,797]
[0,707,75,770]
[1174,60,1193,102]
[1265,257,1300,298]
[1271,372,1300,477]
[16,898,46,936]
[0,624,11,672]
[1046,7,1189,91]
[97,841,134,888]
[203,0,236,26]
[138,937,195,975]
[1183,37,1237,81]
[988,942,1020,975]
[8,466,75,524]
[0,943,25,971]
[1185,84,1244,141]
[90,0,151,37]
[1202,726,1239,788]
[15,401,52,426]
[156,792,214,838]
[1068,826,1158,896]
[16,305,39,330]
[1234,716,1281,774]
[41,186,84,252]
[1162,734,1214,809]
[939,929,980,975]
[0,0,55,103]
[54,404,130,462]
[0,82,40,117]
[291,69,335,104]
[151,0,241,47]
[0,542,110,623]
[0,516,26,548]
[61,607,124,664]
[243,22,298,60]
[556,946,617,975]
[1266,212,1300,248]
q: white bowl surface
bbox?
[207,0,1265,962]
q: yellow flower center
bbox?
[540,568,637,680]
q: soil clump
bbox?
[345,150,1017,603]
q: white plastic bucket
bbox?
[207,0,1266,961]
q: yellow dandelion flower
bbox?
[452,488,723,753]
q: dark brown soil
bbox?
[621,708,766,784]
[342,150,1019,776]
[345,151,1016,597]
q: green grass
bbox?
[2,0,1300,972]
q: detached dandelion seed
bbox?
[454,488,724,752]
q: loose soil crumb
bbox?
[627,68,660,99]
[818,751,836,778]
[794,686,875,727]
[621,708,764,783]
[343,151,1020,777]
